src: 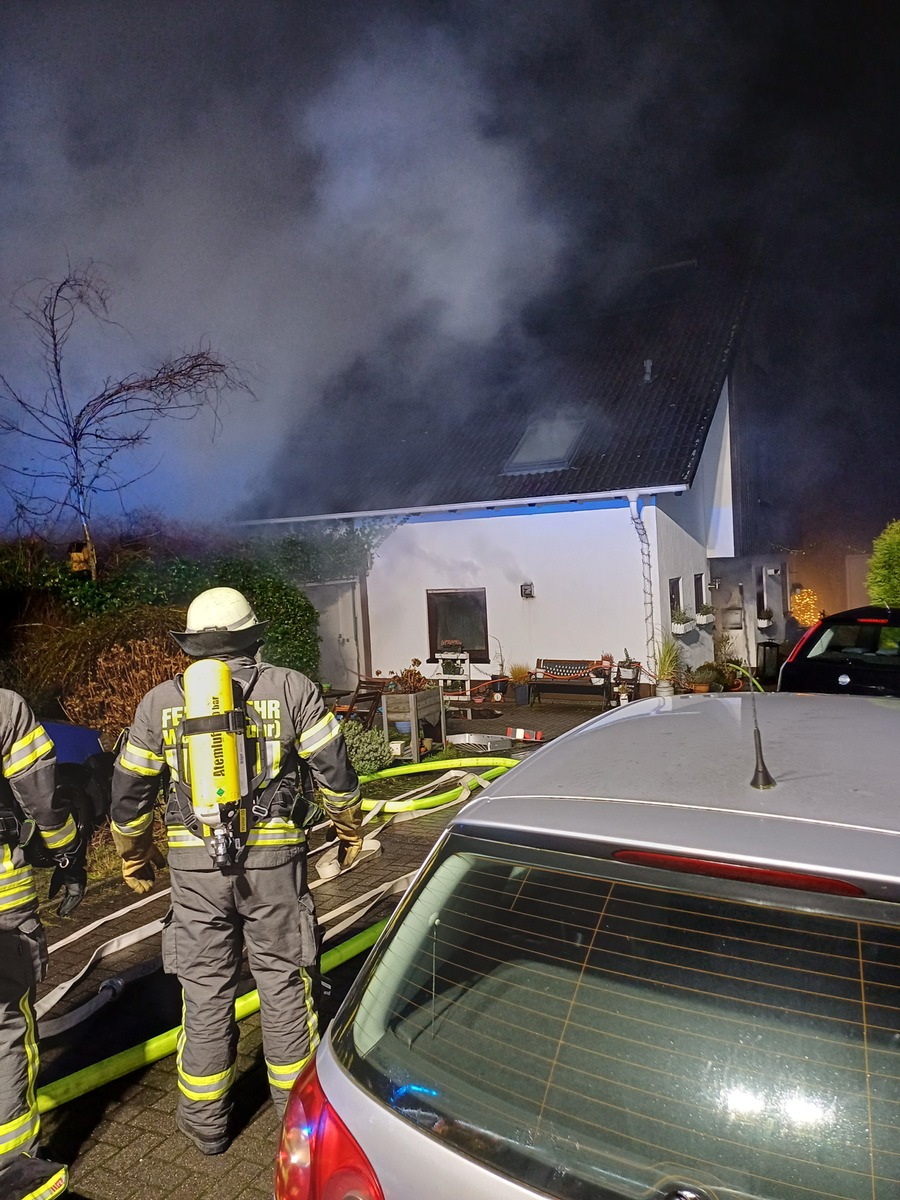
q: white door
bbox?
[303,581,361,690]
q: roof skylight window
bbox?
[504,413,585,475]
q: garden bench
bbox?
[531,658,612,703]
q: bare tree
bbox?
[0,264,251,577]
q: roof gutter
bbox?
[236,483,687,526]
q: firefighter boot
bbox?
[0,1153,68,1200]
[175,1109,229,1156]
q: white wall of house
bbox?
[653,380,734,669]
[364,501,650,684]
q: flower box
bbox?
[671,622,693,636]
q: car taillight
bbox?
[613,850,865,896]
[275,1059,384,1200]
[783,619,822,664]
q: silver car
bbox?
[276,693,900,1200]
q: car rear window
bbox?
[805,621,900,666]
[334,837,900,1200]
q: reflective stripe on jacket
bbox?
[0,690,71,920]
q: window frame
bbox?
[426,588,490,663]
[693,572,706,612]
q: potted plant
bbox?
[654,635,682,697]
[617,649,638,678]
[379,660,444,743]
[696,602,716,628]
[723,659,750,690]
[438,638,465,675]
[670,607,694,636]
[757,607,774,630]
[385,660,432,693]
[689,662,722,693]
[509,662,532,706]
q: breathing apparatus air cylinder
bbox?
[182,659,248,867]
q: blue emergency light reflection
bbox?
[392,1083,438,1103]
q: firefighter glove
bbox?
[48,855,87,917]
[330,802,363,872]
[47,831,87,916]
[111,826,167,894]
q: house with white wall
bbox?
[243,256,752,690]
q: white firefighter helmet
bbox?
[170,586,268,656]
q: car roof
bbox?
[452,693,900,895]
[819,603,898,623]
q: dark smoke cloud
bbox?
[0,1,897,544]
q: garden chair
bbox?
[332,676,388,731]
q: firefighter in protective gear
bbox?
[1,689,86,1200]
[110,587,362,1155]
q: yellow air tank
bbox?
[182,658,244,829]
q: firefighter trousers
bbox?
[0,915,50,1186]
[163,855,319,1144]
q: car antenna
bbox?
[738,584,776,789]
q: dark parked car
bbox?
[276,693,900,1200]
[778,603,900,697]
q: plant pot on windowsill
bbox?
[671,622,693,636]
[696,613,715,627]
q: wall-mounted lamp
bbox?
[709,577,721,591]
[520,582,535,599]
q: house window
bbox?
[668,578,682,616]
[427,589,490,663]
[504,413,586,475]
[693,573,706,612]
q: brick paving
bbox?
[36,699,605,1199]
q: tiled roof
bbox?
[251,253,751,520]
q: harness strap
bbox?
[182,711,245,737]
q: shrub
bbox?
[64,634,189,746]
[0,538,322,714]
[340,719,394,775]
[867,519,900,606]
[0,604,188,721]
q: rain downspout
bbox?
[627,492,656,676]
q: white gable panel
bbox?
[697,379,734,557]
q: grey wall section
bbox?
[301,580,362,690]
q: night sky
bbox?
[1,1,897,553]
